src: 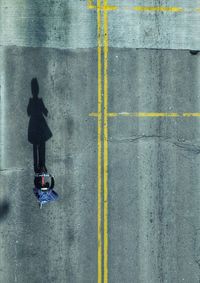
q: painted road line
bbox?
[182,113,200,117]
[132,6,183,12]
[108,112,180,117]
[89,112,99,117]
[88,4,117,11]
[87,5,200,13]
[103,0,109,282]
[108,112,200,117]
[97,0,102,282]
[89,112,200,117]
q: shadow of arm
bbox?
[27,99,31,116]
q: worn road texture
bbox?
[1,0,200,282]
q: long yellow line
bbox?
[103,0,109,282]
[88,5,187,12]
[97,0,102,282]
[108,112,200,117]
[89,112,200,117]
[133,6,183,12]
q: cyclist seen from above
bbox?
[33,166,58,208]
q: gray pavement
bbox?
[1,1,200,283]
[108,49,200,283]
[0,0,200,50]
[0,46,98,283]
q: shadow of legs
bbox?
[39,142,46,170]
[33,144,38,172]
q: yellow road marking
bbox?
[87,5,200,13]
[88,1,200,282]
[89,112,99,117]
[103,0,109,282]
[89,112,200,117]
[108,112,180,117]
[88,5,97,9]
[183,113,200,117]
[133,6,183,12]
[88,4,118,11]
[97,0,102,282]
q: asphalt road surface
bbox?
[1,1,200,283]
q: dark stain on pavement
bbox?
[67,117,74,137]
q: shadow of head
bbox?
[0,200,10,222]
[31,78,39,98]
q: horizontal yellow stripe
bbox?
[87,5,118,11]
[87,5,200,13]
[182,113,200,117]
[89,112,99,117]
[87,5,187,12]
[133,6,183,12]
[107,113,118,117]
[87,5,97,9]
[89,112,200,117]
[109,112,181,117]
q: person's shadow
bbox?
[27,78,53,173]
